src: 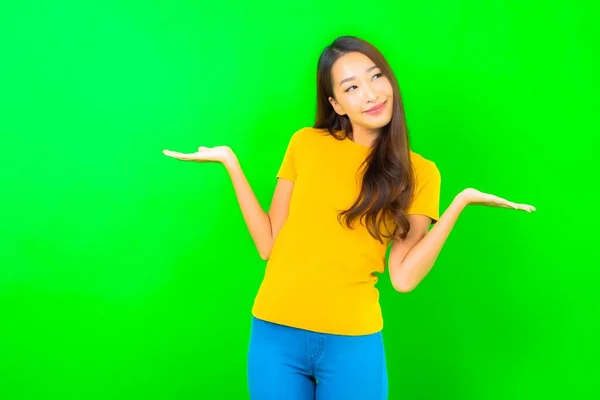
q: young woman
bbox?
[163,36,535,400]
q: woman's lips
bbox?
[364,101,387,114]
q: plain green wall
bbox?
[1,1,597,399]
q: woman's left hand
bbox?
[457,188,536,213]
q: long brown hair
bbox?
[314,36,414,243]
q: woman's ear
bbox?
[328,96,346,116]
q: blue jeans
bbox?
[247,317,388,399]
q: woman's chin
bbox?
[362,116,392,131]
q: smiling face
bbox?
[328,51,394,133]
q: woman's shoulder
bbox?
[292,126,329,138]
[288,126,332,145]
[409,150,440,175]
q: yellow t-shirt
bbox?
[251,127,441,335]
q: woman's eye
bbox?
[345,86,357,92]
[373,73,382,80]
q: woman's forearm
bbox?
[390,195,468,292]
[223,156,273,260]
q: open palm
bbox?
[460,188,536,213]
[162,146,233,164]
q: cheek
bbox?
[339,96,363,116]
[377,79,393,97]
[349,97,365,113]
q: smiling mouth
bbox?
[364,101,387,113]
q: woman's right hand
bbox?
[164,144,274,260]
[163,146,236,166]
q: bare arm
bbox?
[224,155,294,260]
[389,189,536,292]
[388,198,465,292]
[163,145,293,260]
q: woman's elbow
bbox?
[258,244,273,261]
[257,236,275,261]
[392,276,416,293]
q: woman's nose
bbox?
[364,84,378,101]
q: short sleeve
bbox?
[276,131,300,182]
[406,160,441,223]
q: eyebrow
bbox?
[339,65,380,86]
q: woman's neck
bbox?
[350,125,379,148]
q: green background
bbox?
[1,1,597,399]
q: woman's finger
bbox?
[518,204,536,212]
[489,195,516,209]
[505,202,536,212]
[163,150,195,160]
